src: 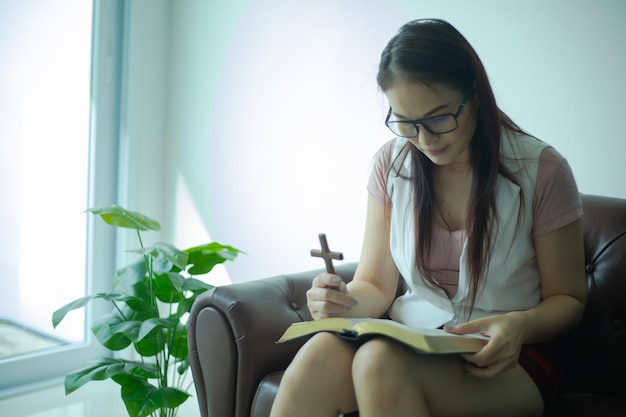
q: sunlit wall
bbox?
[124,0,626,284]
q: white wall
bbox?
[125,0,626,284]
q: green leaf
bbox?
[154,272,184,303]
[111,272,156,317]
[164,272,185,292]
[127,280,155,315]
[129,242,188,272]
[177,360,189,375]
[87,205,161,231]
[113,374,189,417]
[182,277,214,293]
[116,259,148,291]
[109,320,142,342]
[156,243,188,270]
[185,242,243,275]
[64,358,159,395]
[92,314,133,350]
[134,327,164,357]
[174,296,195,318]
[167,323,188,360]
[171,279,213,318]
[52,293,125,328]
[137,318,177,343]
[120,295,151,314]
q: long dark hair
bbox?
[377,19,526,315]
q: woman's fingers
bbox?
[463,350,520,378]
[307,273,358,319]
[461,336,521,379]
[312,273,348,292]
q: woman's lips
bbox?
[425,146,447,156]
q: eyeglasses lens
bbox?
[423,115,456,133]
[388,115,457,137]
[393,123,418,137]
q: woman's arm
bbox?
[514,217,587,342]
[449,218,586,378]
[347,195,401,318]
[307,195,400,319]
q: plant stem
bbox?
[136,229,164,382]
[111,301,128,321]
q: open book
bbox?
[278,317,489,354]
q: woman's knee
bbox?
[283,332,356,384]
[276,333,358,414]
[352,338,411,380]
[296,332,354,364]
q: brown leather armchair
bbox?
[188,194,626,417]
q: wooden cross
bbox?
[310,233,344,274]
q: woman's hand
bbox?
[306,273,358,320]
[446,313,526,379]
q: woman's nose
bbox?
[417,129,439,147]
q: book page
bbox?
[353,319,489,340]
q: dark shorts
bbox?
[518,343,560,416]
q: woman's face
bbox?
[385,81,478,169]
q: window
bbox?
[0,0,123,393]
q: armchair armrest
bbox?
[188,262,358,417]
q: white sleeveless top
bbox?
[387,131,549,328]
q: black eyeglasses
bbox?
[384,90,470,138]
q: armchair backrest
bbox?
[555,194,626,398]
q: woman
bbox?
[270,19,585,417]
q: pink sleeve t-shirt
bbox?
[367,139,583,298]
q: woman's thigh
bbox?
[277,332,359,414]
[352,338,543,417]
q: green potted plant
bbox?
[52,205,242,417]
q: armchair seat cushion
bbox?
[250,373,281,417]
